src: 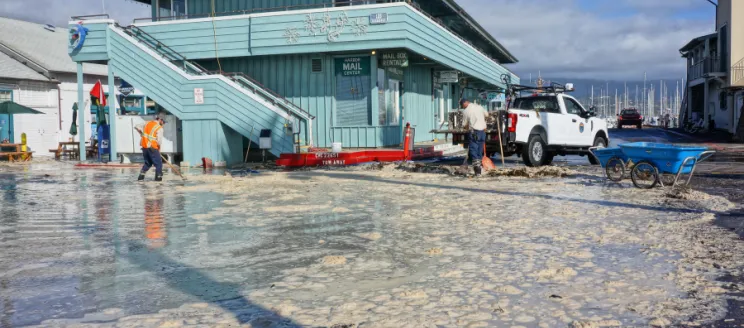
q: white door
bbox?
[14,107,59,155]
[387,79,400,125]
[437,89,445,126]
[561,97,590,146]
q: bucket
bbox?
[331,142,342,153]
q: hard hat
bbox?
[157,113,167,123]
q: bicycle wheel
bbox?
[605,157,625,182]
[631,161,659,189]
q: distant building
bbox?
[0,17,115,154]
[680,0,744,139]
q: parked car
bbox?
[617,108,643,129]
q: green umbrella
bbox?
[0,101,44,115]
[70,102,78,136]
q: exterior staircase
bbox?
[107,23,314,159]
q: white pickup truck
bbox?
[434,83,609,167]
[504,93,609,166]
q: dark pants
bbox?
[468,130,486,167]
[141,147,163,176]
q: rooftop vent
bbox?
[43,24,56,32]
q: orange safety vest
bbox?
[140,120,163,150]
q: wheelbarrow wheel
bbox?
[605,157,625,182]
[631,161,659,189]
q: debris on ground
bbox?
[664,185,736,212]
[487,165,576,178]
[368,162,576,178]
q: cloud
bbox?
[459,0,715,80]
[0,0,151,27]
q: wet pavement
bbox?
[0,161,742,327]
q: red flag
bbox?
[89,80,107,107]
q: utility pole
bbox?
[102,0,106,14]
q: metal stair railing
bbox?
[117,23,314,121]
[733,57,744,86]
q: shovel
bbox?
[482,143,495,171]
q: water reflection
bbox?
[144,191,167,249]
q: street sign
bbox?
[439,71,458,83]
[194,88,204,104]
[369,13,388,25]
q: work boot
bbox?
[155,175,163,182]
[474,166,482,177]
[137,173,145,181]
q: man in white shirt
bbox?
[461,99,489,176]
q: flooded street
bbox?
[0,162,742,327]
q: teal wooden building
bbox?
[68,0,519,165]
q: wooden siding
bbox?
[198,55,442,148]
[135,3,520,87]
[404,64,435,143]
[69,22,110,61]
[104,26,296,158]
[182,120,243,165]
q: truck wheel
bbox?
[522,135,547,167]
[588,136,606,165]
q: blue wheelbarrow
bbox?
[590,142,715,189]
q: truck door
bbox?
[561,96,590,146]
[543,98,567,145]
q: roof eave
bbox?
[439,0,518,64]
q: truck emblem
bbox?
[579,122,585,133]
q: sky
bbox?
[458,0,717,81]
[0,0,718,81]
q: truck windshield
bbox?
[512,96,560,113]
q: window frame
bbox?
[563,97,584,116]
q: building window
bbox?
[158,0,171,18]
[311,58,323,73]
[156,0,186,19]
[0,90,11,103]
[720,91,727,111]
[335,0,377,6]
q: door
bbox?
[0,90,11,142]
[388,79,400,125]
[436,89,445,128]
[14,107,59,155]
[561,96,590,145]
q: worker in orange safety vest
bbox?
[135,113,167,182]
